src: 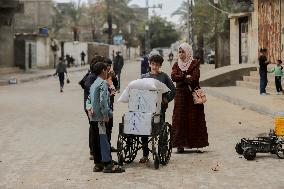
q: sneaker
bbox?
[93,163,104,172]
[103,164,125,173]
[277,92,281,95]
[260,93,267,96]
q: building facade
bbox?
[14,0,52,34]
[0,0,22,68]
[229,0,284,65]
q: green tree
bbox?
[148,16,180,48]
[52,0,83,41]
[173,0,233,51]
[92,0,137,44]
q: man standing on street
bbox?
[113,51,124,92]
[81,51,86,66]
[259,48,270,95]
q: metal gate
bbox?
[239,17,248,64]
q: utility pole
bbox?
[214,0,219,68]
[107,0,112,44]
[145,0,149,53]
[144,0,162,53]
[187,0,190,43]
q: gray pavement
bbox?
[205,86,284,117]
[0,66,89,86]
[0,61,284,188]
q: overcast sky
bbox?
[55,0,184,23]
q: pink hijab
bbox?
[178,42,194,71]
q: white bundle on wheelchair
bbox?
[117,78,170,103]
[124,112,160,135]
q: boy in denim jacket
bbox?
[86,62,124,173]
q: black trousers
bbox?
[106,97,114,145]
[85,110,96,157]
[106,118,113,143]
[259,70,268,94]
[141,113,165,157]
[58,72,65,88]
[89,121,102,164]
[275,76,283,92]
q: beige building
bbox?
[229,0,258,65]
[229,0,284,65]
[14,0,52,34]
[0,0,23,68]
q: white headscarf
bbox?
[178,42,194,71]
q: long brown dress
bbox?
[171,60,209,148]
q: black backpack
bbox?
[78,71,90,89]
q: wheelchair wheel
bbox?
[235,143,244,155]
[276,143,284,159]
[243,148,256,160]
[158,122,172,165]
[154,154,160,169]
[117,134,139,164]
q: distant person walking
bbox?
[268,59,284,95]
[171,42,209,153]
[259,48,270,95]
[54,57,67,93]
[113,51,124,92]
[141,51,149,75]
[168,51,174,66]
[81,51,86,66]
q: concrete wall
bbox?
[0,25,14,67]
[36,37,51,68]
[200,64,257,87]
[229,0,259,65]
[14,34,51,69]
[248,0,259,64]
[14,0,52,33]
[216,32,230,68]
[64,42,88,66]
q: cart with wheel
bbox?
[116,86,172,169]
[235,130,284,160]
[117,113,172,169]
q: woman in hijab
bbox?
[171,42,209,153]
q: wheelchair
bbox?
[117,114,172,169]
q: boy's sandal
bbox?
[139,156,150,163]
[93,164,104,172]
[103,164,125,173]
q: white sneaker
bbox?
[260,93,267,95]
[277,92,282,95]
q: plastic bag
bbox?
[117,78,170,103]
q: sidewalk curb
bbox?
[205,87,275,117]
[0,67,88,86]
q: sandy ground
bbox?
[0,61,283,189]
